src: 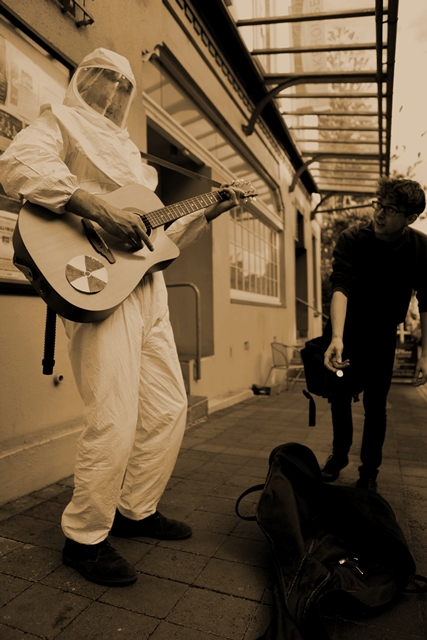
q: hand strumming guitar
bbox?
[66,188,154,251]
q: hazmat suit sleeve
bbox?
[0,109,79,214]
[165,210,209,251]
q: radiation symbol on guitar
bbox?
[65,255,108,294]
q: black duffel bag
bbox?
[235,442,427,640]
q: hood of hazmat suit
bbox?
[47,48,157,189]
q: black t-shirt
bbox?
[329,221,427,345]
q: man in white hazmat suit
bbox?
[0,48,243,586]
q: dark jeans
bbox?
[330,333,397,472]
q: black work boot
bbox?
[110,509,192,540]
[356,466,378,492]
[63,537,137,586]
[321,453,349,483]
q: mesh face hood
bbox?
[64,48,136,129]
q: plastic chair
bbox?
[264,342,305,394]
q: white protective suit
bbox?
[0,49,209,544]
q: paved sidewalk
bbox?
[0,382,426,639]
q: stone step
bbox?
[186,395,208,426]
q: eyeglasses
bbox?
[371,199,406,218]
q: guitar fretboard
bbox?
[143,191,226,229]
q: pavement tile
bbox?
[214,536,271,568]
[178,449,220,461]
[0,582,90,639]
[53,600,159,640]
[231,520,266,542]
[157,491,205,520]
[196,495,236,516]
[171,458,207,478]
[41,563,109,599]
[149,620,229,639]
[0,623,41,639]
[0,516,64,552]
[167,587,258,639]
[185,470,235,485]
[0,544,62,582]
[99,573,188,618]
[31,484,70,502]
[212,483,258,501]
[103,537,153,564]
[0,574,32,607]
[185,510,238,535]
[49,489,73,506]
[21,501,64,523]
[198,460,245,476]
[158,529,227,557]
[0,537,23,557]
[135,547,208,583]
[171,478,223,496]
[194,557,269,600]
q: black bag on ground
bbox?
[300,335,363,426]
[235,442,427,640]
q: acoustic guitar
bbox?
[12,181,257,322]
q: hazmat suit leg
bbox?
[118,310,188,520]
[60,281,187,544]
[60,289,144,545]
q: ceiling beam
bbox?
[251,43,381,55]
[236,8,381,27]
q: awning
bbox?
[193,0,398,198]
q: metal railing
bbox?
[166,282,202,381]
[296,296,328,319]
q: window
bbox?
[230,206,280,304]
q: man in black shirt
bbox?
[321,178,427,491]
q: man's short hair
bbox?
[376,177,426,217]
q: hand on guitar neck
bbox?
[66,188,154,252]
[204,183,246,221]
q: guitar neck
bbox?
[143,190,226,229]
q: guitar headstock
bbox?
[230,180,258,203]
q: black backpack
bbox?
[235,442,427,640]
[300,335,363,426]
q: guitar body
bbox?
[13,184,181,322]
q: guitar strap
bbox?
[42,306,56,376]
[140,152,223,188]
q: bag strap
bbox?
[302,389,316,427]
[235,484,264,521]
[403,574,427,593]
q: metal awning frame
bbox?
[233,1,399,196]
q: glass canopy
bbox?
[226,0,398,197]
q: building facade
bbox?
[0,0,322,504]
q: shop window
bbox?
[230,206,280,304]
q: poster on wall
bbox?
[0,16,69,290]
[0,209,27,285]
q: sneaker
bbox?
[110,510,193,540]
[321,453,349,483]
[63,537,137,586]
